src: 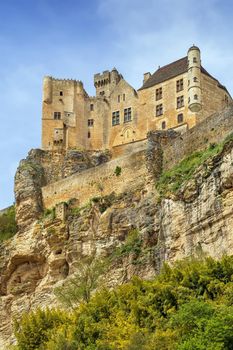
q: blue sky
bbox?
[0,0,233,208]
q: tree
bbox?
[55,256,107,308]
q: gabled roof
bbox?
[138,56,229,94]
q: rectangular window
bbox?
[156,104,163,116]
[88,131,91,138]
[177,96,184,109]
[124,107,132,123]
[90,104,94,111]
[54,112,61,120]
[118,95,120,102]
[176,79,184,92]
[60,91,63,96]
[123,93,125,101]
[156,87,162,100]
[88,119,94,127]
[112,111,120,126]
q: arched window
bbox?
[194,94,198,100]
[161,121,166,129]
[177,113,183,124]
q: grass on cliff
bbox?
[156,132,233,197]
[13,255,233,350]
[0,206,17,242]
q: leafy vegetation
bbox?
[54,256,107,308]
[156,132,233,197]
[13,255,233,349]
[0,206,17,242]
[114,165,122,177]
[111,229,145,265]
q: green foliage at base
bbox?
[0,206,17,242]
[13,256,233,350]
[156,132,233,197]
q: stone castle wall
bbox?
[42,150,147,209]
[162,104,233,170]
[41,104,233,210]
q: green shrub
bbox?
[114,166,122,177]
[13,256,233,350]
[0,206,17,242]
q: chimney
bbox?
[143,72,151,84]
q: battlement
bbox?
[44,75,83,84]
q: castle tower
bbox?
[187,45,202,112]
[94,68,122,97]
[43,76,53,104]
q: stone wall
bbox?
[42,150,147,209]
[162,103,233,170]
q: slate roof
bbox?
[138,56,229,94]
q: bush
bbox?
[0,206,17,242]
[13,256,233,350]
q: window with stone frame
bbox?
[177,113,184,124]
[88,119,94,127]
[176,79,184,92]
[124,107,132,123]
[177,96,184,109]
[90,104,94,111]
[54,112,61,120]
[156,87,162,100]
[161,121,166,129]
[156,104,163,116]
[112,111,120,126]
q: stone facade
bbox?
[42,46,231,151]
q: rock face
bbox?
[14,149,111,231]
[1,141,233,347]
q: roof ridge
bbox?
[156,56,187,72]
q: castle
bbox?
[42,46,231,151]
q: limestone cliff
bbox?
[1,136,233,347]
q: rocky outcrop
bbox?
[14,149,111,231]
[1,139,233,347]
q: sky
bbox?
[0,0,233,209]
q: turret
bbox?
[187,45,202,112]
[43,76,53,104]
[94,68,122,97]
